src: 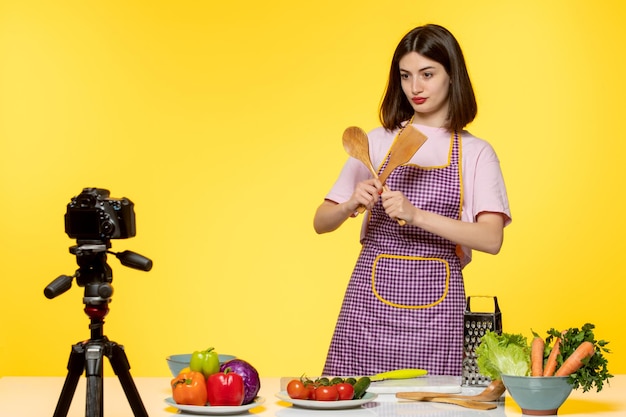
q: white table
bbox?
[0,375,624,416]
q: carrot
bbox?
[543,337,561,376]
[531,337,545,376]
[555,341,595,376]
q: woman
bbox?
[314,24,511,376]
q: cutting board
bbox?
[367,375,462,394]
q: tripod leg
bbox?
[84,341,105,417]
[86,375,103,417]
[107,341,149,417]
[53,343,86,417]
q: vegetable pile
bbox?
[286,376,371,401]
[170,347,261,407]
[476,323,612,392]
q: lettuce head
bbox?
[475,331,531,380]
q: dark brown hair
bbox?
[379,24,477,132]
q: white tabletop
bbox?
[0,375,623,416]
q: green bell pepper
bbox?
[189,347,220,378]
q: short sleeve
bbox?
[466,142,512,226]
[325,157,372,204]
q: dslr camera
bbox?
[65,188,136,240]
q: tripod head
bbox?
[43,188,152,315]
[44,240,152,305]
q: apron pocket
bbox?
[371,254,449,309]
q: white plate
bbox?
[164,397,265,415]
[275,391,377,410]
[367,375,461,394]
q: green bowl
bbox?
[502,375,573,415]
[166,353,236,376]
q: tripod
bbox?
[46,243,152,417]
[52,303,148,417]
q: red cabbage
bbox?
[219,359,260,404]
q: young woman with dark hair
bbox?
[314,24,511,376]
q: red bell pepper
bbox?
[171,371,207,406]
[206,368,245,406]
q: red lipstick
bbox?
[412,97,426,105]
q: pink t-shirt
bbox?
[325,123,512,267]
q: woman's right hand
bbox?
[348,178,383,213]
[313,178,382,234]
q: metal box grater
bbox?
[462,296,502,386]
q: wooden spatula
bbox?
[378,124,428,185]
[396,379,505,402]
[399,397,498,410]
[377,124,427,226]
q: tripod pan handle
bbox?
[44,275,73,299]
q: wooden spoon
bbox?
[342,126,380,188]
[396,379,505,402]
[404,397,498,410]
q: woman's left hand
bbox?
[382,190,506,254]
[381,190,416,224]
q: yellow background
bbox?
[1,0,624,378]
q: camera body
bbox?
[65,188,136,240]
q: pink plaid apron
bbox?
[323,131,465,376]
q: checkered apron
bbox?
[323,132,465,376]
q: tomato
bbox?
[315,385,339,401]
[305,383,316,400]
[286,380,309,400]
[335,382,354,400]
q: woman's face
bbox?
[399,52,450,127]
